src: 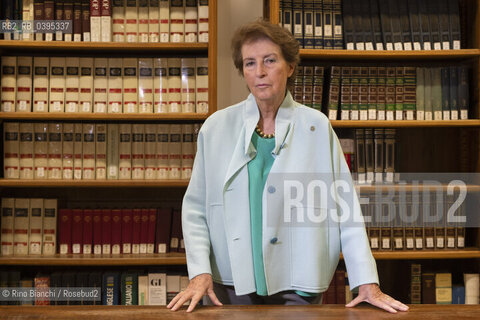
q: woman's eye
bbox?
[265,58,276,65]
[245,61,254,68]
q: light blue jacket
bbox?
[182,92,379,295]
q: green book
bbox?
[359,67,369,120]
[327,66,341,120]
[403,67,417,120]
[312,66,324,111]
[424,68,433,120]
[394,67,404,120]
[385,67,396,120]
[121,272,139,305]
[340,67,352,120]
[377,67,387,120]
[350,67,360,120]
[415,68,425,120]
[368,67,378,120]
[431,67,442,120]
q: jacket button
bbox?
[270,237,278,244]
[310,126,315,131]
[268,186,276,193]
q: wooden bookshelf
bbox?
[0,253,186,266]
[0,179,190,188]
[299,49,480,60]
[0,112,209,121]
[331,120,480,128]
[0,40,209,54]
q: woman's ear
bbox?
[288,64,295,77]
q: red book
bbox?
[83,209,93,254]
[140,208,149,254]
[132,208,141,254]
[111,209,122,254]
[121,208,133,254]
[58,209,72,254]
[71,209,84,254]
[147,208,157,254]
[93,209,102,254]
[82,0,91,41]
[170,208,182,252]
[34,276,50,305]
[323,277,336,304]
[155,207,172,253]
[102,209,112,254]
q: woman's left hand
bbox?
[345,283,409,313]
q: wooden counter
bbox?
[1,304,479,319]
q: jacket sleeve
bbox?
[182,129,212,279]
[329,124,379,290]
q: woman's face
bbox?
[241,38,294,108]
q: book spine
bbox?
[64,1,74,41]
[144,124,157,179]
[448,0,461,49]
[62,123,74,179]
[4,122,20,179]
[197,0,208,42]
[95,123,107,179]
[83,209,93,254]
[73,123,83,179]
[394,66,404,120]
[167,58,181,112]
[147,208,157,253]
[1,198,15,256]
[407,0,422,50]
[132,124,145,179]
[184,0,197,42]
[102,209,112,254]
[58,208,72,254]
[16,56,33,112]
[403,67,416,120]
[327,66,341,120]
[367,67,377,120]
[107,123,119,179]
[101,0,112,42]
[312,66,324,111]
[34,0,45,41]
[369,0,383,50]
[458,66,469,120]
[47,123,63,179]
[303,0,314,49]
[1,56,16,112]
[302,66,313,107]
[148,0,160,42]
[322,0,332,48]
[71,209,84,254]
[283,0,293,36]
[159,0,170,42]
[441,67,450,120]
[132,208,141,253]
[112,0,125,42]
[181,58,195,112]
[170,0,185,42]
[156,208,172,253]
[181,124,194,179]
[82,0,91,41]
[148,273,166,305]
[92,209,102,254]
[111,209,122,254]
[94,58,108,113]
[431,67,442,120]
[102,273,120,305]
[79,57,93,112]
[82,123,96,179]
[449,66,459,120]
[44,1,55,41]
[19,123,34,180]
[140,208,149,253]
[119,123,132,179]
[108,58,123,113]
[195,57,208,113]
[65,57,80,113]
[121,209,133,253]
[138,0,149,42]
[73,0,83,41]
[90,0,102,42]
[350,67,360,120]
[13,198,30,256]
[139,58,154,113]
[33,123,48,179]
[154,58,168,113]
[33,57,50,112]
[49,57,66,112]
[359,67,369,120]
[341,0,353,49]
[168,124,181,179]
[156,124,169,179]
[123,58,138,113]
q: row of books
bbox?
[278,0,343,49]
[278,0,462,50]
[0,270,189,306]
[320,65,469,121]
[362,194,466,251]
[0,198,57,256]
[1,0,209,43]
[0,197,185,256]
[339,129,397,184]
[57,206,183,255]
[4,122,200,180]
[322,269,354,304]
[410,264,479,304]
[0,56,209,114]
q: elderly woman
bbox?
[168,20,408,313]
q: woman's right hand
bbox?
[166,273,223,312]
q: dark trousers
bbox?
[207,282,323,305]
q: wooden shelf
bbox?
[354,184,480,193]
[0,112,209,121]
[2,249,479,266]
[0,253,186,266]
[369,248,480,260]
[300,49,480,60]
[331,120,480,128]
[0,179,189,188]
[0,40,208,54]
